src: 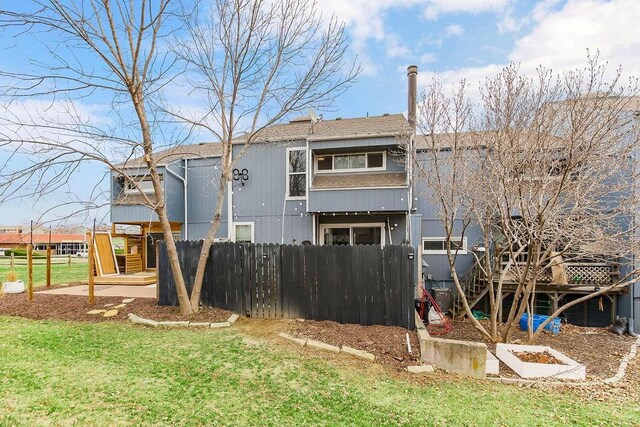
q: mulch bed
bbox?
[513,351,563,364]
[0,293,231,323]
[444,318,635,380]
[283,320,420,370]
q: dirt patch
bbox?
[444,318,635,380]
[0,293,231,323]
[282,319,420,370]
[513,351,563,364]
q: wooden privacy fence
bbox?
[157,242,415,329]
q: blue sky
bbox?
[1,0,640,226]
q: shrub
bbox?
[5,271,18,282]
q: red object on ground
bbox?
[419,286,453,336]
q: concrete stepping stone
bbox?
[122,298,135,304]
[87,309,106,315]
[104,303,115,307]
[112,304,127,309]
[103,310,119,317]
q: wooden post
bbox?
[46,245,52,288]
[27,244,33,302]
[10,253,14,268]
[68,255,71,266]
[87,232,95,305]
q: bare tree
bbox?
[168,0,358,312]
[0,0,357,315]
[416,56,640,343]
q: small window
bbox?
[317,156,332,170]
[124,175,161,194]
[234,223,254,243]
[287,148,307,198]
[422,237,467,254]
[367,152,384,168]
[315,151,386,173]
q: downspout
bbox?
[386,216,393,245]
[165,160,188,240]
[407,65,418,245]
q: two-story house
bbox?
[108,67,638,332]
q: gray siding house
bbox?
[110,67,639,331]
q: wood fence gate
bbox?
[157,242,415,329]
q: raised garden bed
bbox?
[496,343,586,380]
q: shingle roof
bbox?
[312,172,407,189]
[0,233,86,245]
[117,143,223,169]
[117,114,408,169]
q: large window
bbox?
[233,222,254,243]
[287,148,307,198]
[124,175,161,195]
[422,237,467,254]
[320,223,385,246]
[315,151,385,173]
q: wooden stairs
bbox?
[449,257,489,318]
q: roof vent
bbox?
[383,113,389,116]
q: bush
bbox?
[5,271,18,282]
[3,249,46,259]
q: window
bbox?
[314,151,386,173]
[422,237,467,254]
[287,148,307,198]
[320,223,385,246]
[234,222,254,243]
[124,175,161,194]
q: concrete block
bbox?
[420,336,487,379]
[340,346,375,362]
[227,313,240,324]
[210,322,231,329]
[307,339,340,354]
[486,351,500,375]
[189,322,211,328]
[278,332,307,347]
[496,343,585,380]
[407,365,434,373]
[159,321,190,328]
[128,313,159,328]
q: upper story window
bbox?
[287,148,307,199]
[124,175,161,195]
[315,151,386,173]
[422,237,467,255]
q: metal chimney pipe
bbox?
[407,65,418,128]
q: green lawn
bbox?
[0,318,637,426]
[0,261,88,286]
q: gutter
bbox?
[165,159,188,240]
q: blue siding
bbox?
[184,158,228,240]
[308,187,409,213]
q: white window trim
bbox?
[124,175,161,195]
[422,237,468,255]
[319,222,386,246]
[286,147,307,200]
[233,222,255,243]
[314,151,386,174]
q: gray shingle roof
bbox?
[312,172,407,189]
[117,114,408,169]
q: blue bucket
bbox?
[519,313,561,334]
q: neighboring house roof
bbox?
[415,130,567,151]
[0,233,86,245]
[116,114,409,169]
[312,172,407,189]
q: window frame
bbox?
[233,222,255,243]
[123,175,161,195]
[319,223,386,246]
[422,237,468,255]
[286,147,308,200]
[314,151,387,174]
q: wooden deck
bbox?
[83,271,157,286]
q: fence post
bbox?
[68,254,71,266]
[27,244,33,302]
[10,253,14,268]
[46,245,52,288]
[87,232,95,305]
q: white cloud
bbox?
[445,24,465,37]
[423,0,510,20]
[420,52,438,64]
[420,0,640,96]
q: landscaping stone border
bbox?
[277,333,376,362]
[128,313,232,329]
